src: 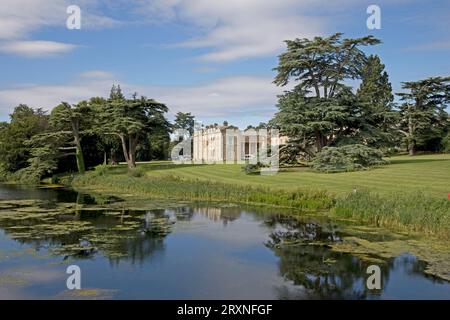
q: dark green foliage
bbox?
[109,84,124,100]
[443,133,450,153]
[356,55,398,148]
[173,112,195,136]
[243,163,263,175]
[0,105,49,172]
[274,33,381,98]
[272,34,387,155]
[312,145,387,173]
[357,55,393,107]
[13,145,58,184]
[397,77,450,155]
[0,85,172,182]
[273,87,360,157]
[49,101,92,173]
[96,86,170,168]
[136,113,171,161]
[88,97,121,165]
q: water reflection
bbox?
[263,216,450,299]
[0,184,449,299]
[0,197,167,264]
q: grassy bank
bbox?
[138,154,450,199]
[70,171,335,211]
[333,190,450,236]
[68,154,450,238]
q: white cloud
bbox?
[79,70,116,79]
[0,0,68,40]
[0,73,285,125]
[131,76,284,117]
[137,0,427,62]
[0,0,124,57]
[0,40,77,57]
[0,0,122,40]
[0,0,422,61]
[135,0,327,62]
[405,39,450,52]
[0,80,113,113]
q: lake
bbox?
[0,184,449,299]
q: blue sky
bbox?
[0,0,449,127]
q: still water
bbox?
[0,184,449,299]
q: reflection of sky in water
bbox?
[0,185,449,299]
[375,255,450,299]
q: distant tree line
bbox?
[0,85,195,183]
[0,33,449,180]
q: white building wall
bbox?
[192,125,287,163]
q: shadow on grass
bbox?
[105,162,205,174]
[389,158,450,165]
[142,163,206,171]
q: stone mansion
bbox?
[192,122,287,163]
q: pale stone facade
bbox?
[192,122,287,163]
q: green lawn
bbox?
[72,153,450,236]
[140,154,450,199]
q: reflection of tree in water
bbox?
[0,199,172,265]
[106,234,165,266]
[265,215,341,244]
[265,216,393,299]
[1,196,438,295]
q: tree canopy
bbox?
[0,105,49,172]
[173,112,195,137]
[95,87,170,168]
[274,33,381,98]
[272,34,387,155]
[397,76,450,155]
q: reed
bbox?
[333,190,450,237]
[70,159,450,238]
[72,172,334,211]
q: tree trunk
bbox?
[409,140,416,156]
[110,150,117,165]
[408,113,416,156]
[128,134,137,168]
[71,119,85,174]
[119,134,133,168]
[75,145,85,174]
[315,131,324,153]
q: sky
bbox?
[0,0,449,127]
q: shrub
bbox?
[93,164,109,176]
[12,168,42,184]
[242,162,266,175]
[312,144,388,173]
[127,167,146,178]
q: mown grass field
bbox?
[70,153,450,237]
[140,154,450,199]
